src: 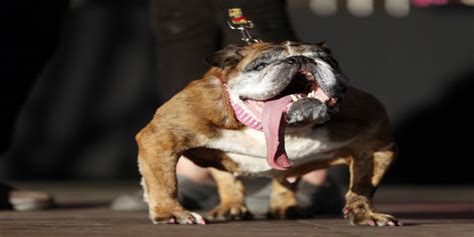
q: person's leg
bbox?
[0,0,67,210]
[0,0,68,151]
[150,0,221,103]
[302,169,327,185]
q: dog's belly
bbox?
[206,127,354,175]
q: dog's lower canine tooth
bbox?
[290,95,298,102]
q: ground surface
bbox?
[0,182,473,237]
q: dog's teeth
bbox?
[290,95,298,102]
[307,92,313,98]
[297,95,303,99]
[311,90,316,97]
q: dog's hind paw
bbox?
[343,208,402,227]
[151,210,206,225]
[206,203,253,221]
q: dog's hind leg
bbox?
[268,177,301,219]
[206,168,252,221]
[343,147,401,226]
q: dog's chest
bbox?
[206,127,352,174]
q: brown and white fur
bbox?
[136,41,400,226]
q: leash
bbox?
[226,8,262,45]
[219,2,264,128]
[219,0,262,45]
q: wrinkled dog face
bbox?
[205,41,347,129]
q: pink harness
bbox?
[225,86,263,131]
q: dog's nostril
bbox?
[286,57,297,64]
[285,56,310,65]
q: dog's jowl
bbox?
[136,41,400,226]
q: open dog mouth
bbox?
[228,68,339,171]
[235,69,337,125]
[266,69,336,106]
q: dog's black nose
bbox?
[285,56,311,65]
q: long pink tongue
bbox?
[262,95,293,170]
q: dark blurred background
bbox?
[0,0,473,184]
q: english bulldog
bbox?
[136,41,400,226]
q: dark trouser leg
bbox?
[0,0,68,153]
[150,0,221,103]
[0,0,66,210]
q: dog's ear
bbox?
[204,44,243,68]
[316,41,332,54]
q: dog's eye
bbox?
[253,62,268,71]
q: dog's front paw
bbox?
[207,203,253,221]
[343,207,401,226]
[151,209,206,225]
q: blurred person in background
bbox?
[0,1,69,210]
[112,0,344,216]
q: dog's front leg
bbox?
[207,168,252,221]
[344,149,401,226]
[137,134,205,225]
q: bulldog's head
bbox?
[205,41,348,170]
